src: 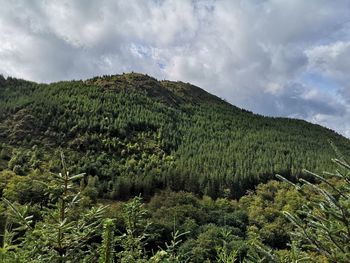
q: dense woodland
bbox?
[0,73,350,262]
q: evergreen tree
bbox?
[99,219,115,263]
[117,196,150,263]
[2,153,106,262]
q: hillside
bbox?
[0,72,349,199]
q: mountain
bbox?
[0,72,349,199]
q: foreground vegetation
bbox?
[1,151,350,262]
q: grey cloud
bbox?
[306,42,350,102]
[273,83,346,117]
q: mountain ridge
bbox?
[54,72,345,137]
[1,72,344,137]
[0,72,349,199]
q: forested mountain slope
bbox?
[0,73,349,199]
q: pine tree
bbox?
[117,196,150,263]
[99,219,115,263]
[2,152,106,262]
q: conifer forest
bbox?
[0,73,350,262]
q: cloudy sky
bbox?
[1,0,350,137]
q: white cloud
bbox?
[0,0,349,137]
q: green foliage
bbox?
[99,219,115,263]
[1,73,350,262]
[245,152,350,262]
[215,229,239,263]
[150,229,190,263]
[0,200,30,263]
[279,158,350,262]
[216,245,238,263]
[117,196,150,263]
[239,180,303,249]
[1,73,349,200]
[2,171,49,204]
[1,153,106,262]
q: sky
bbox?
[0,0,350,138]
